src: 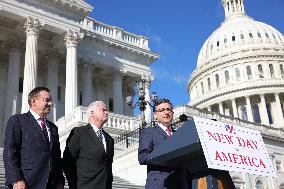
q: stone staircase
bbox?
[0,148,144,189]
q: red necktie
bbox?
[166,127,171,137]
[39,118,49,144]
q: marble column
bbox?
[144,76,152,124]
[21,17,42,113]
[2,37,22,146]
[231,98,238,118]
[260,94,270,126]
[46,47,60,122]
[112,69,124,114]
[82,63,93,106]
[245,96,253,122]
[274,93,284,127]
[218,102,224,115]
[64,30,81,115]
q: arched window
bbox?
[201,82,204,94]
[255,179,263,189]
[258,64,264,78]
[280,64,284,78]
[246,65,252,80]
[240,105,248,121]
[207,78,211,91]
[269,64,274,78]
[252,104,261,124]
[225,70,230,84]
[235,68,241,81]
[215,74,220,88]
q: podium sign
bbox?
[193,116,276,177]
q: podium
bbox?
[148,119,236,189]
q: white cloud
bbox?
[152,67,188,84]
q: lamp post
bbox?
[126,79,158,128]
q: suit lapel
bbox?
[47,120,55,150]
[86,124,105,153]
[103,130,111,155]
[155,124,167,139]
[26,112,50,150]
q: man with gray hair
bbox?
[63,101,114,189]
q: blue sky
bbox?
[86,0,284,107]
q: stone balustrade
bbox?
[56,106,141,150]
[173,105,284,142]
[81,17,149,50]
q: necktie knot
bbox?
[166,127,171,137]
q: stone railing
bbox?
[173,105,284,142]
[56,106,141,133]
[80,17,149,50]
[56,106,141,150]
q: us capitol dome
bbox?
[188,0,284,128]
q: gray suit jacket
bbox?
[3,111,64,189]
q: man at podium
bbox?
[138,98,188,189]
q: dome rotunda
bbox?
[188,0,284,127]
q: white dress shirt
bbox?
[30,110,50,142]
[91,123,106,151]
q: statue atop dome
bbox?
[222,0,245,18]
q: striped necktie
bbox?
[39,118,49,144]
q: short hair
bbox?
[87,101,106,119]
[154,98,173,111]
[28,87,50,106]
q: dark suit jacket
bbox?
[62,124,114,189]
[138,125,187,189]
[3,111,64,189]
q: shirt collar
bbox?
[30,109,44,121]
[90,123,101,132]
[157,122,170,132]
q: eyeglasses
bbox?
[155,108,173,113]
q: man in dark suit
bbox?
[138,98,188,189]
[3,87,64,189]
[63,101,114,189]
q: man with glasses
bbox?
[138,98,187,189]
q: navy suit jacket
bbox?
[62,124,114,189]
[3,111,64,189]
[138,124,187,189]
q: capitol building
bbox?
[0,0,284,188]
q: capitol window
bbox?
[240,34,244,39]
[217,41,219,47]
[265,33,269,38]
[280,64,284,78]
[257,32,261,38]
[252,104,261,124]
[276,160,282,171]
[240,105,248,121]
[225,70,230,84]
[249,33,253,38]
[269,64,275,78]
[255,179,264,189]
[215,74,220,88]
[235,68,241,81]
[207,78,211,91]
[258,64,264,78]
[201,82,204,94]
[246,66,252,80]
[232,36,235,41]
[224,38,227,43]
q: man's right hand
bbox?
[13,180,26,189]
